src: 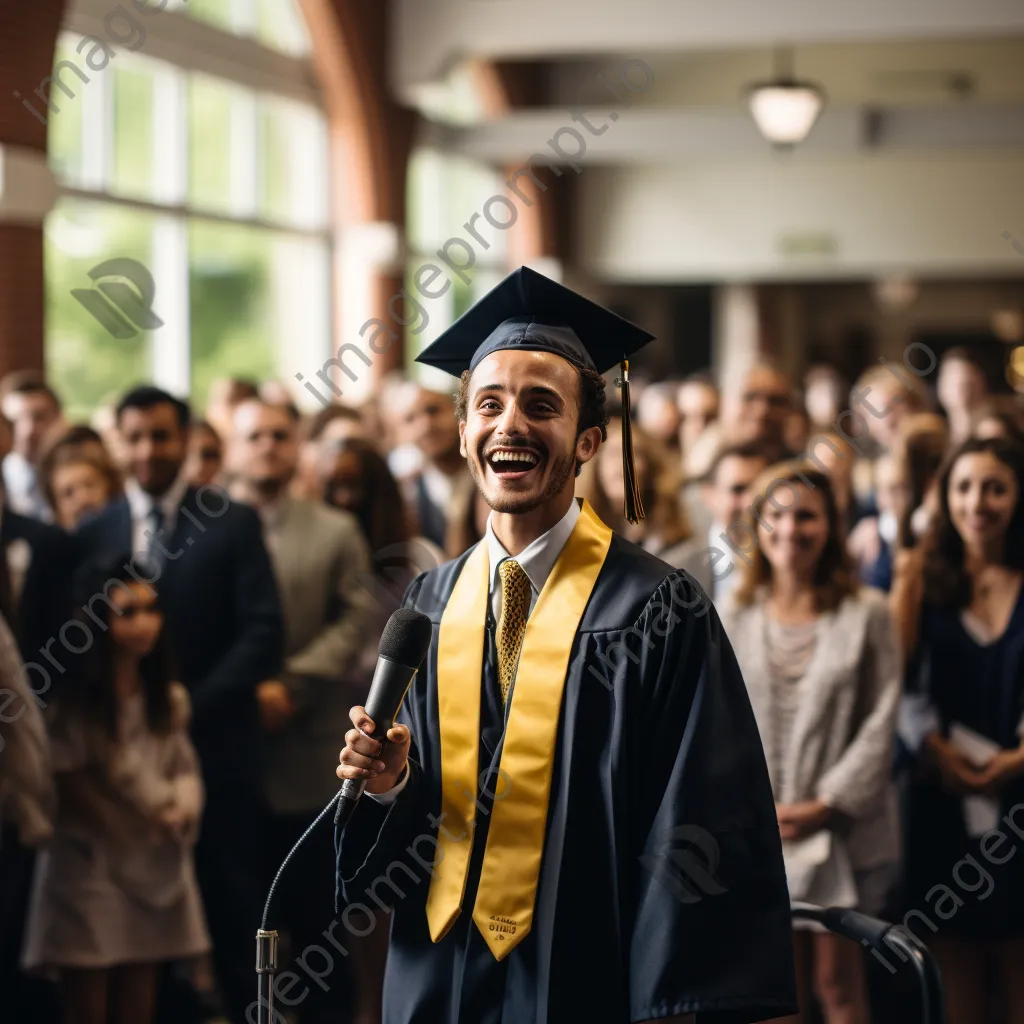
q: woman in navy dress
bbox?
[894,437,1024,1024]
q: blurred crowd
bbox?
[1,343,1024,1024]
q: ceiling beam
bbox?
[64,0,321,105]
[423,105,1024,164]
[391,0,1024,104]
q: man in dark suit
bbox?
[77,385,284,1024]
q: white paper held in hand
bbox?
[949,722,1001,837]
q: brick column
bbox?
[473,60,566,273]
[0,0,66,378]
[299,0,416,394]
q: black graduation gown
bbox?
[336,535,796,1024]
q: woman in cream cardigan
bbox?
[720,460,901,1024]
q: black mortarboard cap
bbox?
[416,266,655,522]
[415,266,655,377]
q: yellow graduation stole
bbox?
[425,499,613,960]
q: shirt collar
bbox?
[485,498,581,599]
[3,451,32,482]
[257,493,290,530]
[125,472,189,521]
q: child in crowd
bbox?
[22,559,209,1024]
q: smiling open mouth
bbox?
[487,448,541,476]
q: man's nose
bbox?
[497,400,528,434]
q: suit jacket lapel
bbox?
[166,487,198,554]
[110,496,132,555]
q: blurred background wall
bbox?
[1,0,1022,414]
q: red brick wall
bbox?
[300,0,417,384]
[0,0,67,377]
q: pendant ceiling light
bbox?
[746,48,825,148]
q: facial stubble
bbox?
[469,445,577,515]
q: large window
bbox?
[405,148,509,389]
[46,0,329,416]
[46,201,156,421]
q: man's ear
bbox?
[574,426,602,468]
[458,419,467,459]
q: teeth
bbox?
[489,450,537,466]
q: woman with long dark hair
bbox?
[22,559,209,1024]
[895,437,1024,1024]
[722,461,900,1024]
[319,436,444,598]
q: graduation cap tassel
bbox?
[616,359,645,524]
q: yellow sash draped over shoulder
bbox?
[425,499,613,960]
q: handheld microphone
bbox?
[256,608,432,1024]
[338,607,433,809]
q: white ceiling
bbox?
[392,0,1024,280]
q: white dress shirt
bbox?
[420,465,456,513]
[0,505,32,606]
[2,452,51,522]
[125,474,189,560]
[252,494,288,560]
[369,499,582,803]
[484,498,580,622]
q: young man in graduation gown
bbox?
[335,267,797,1024]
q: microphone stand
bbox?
[255,791,360,1024]
[790,902,945,1024]
[254,605,430,1023]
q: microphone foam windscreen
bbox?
[378,608,433,667]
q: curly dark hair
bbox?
[454,363,609,474]
[923,436,1024,608]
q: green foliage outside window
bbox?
[44,15,325,419]
[188,219,277,412]
[45,200,154,422]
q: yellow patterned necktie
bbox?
[496,559,531,704]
